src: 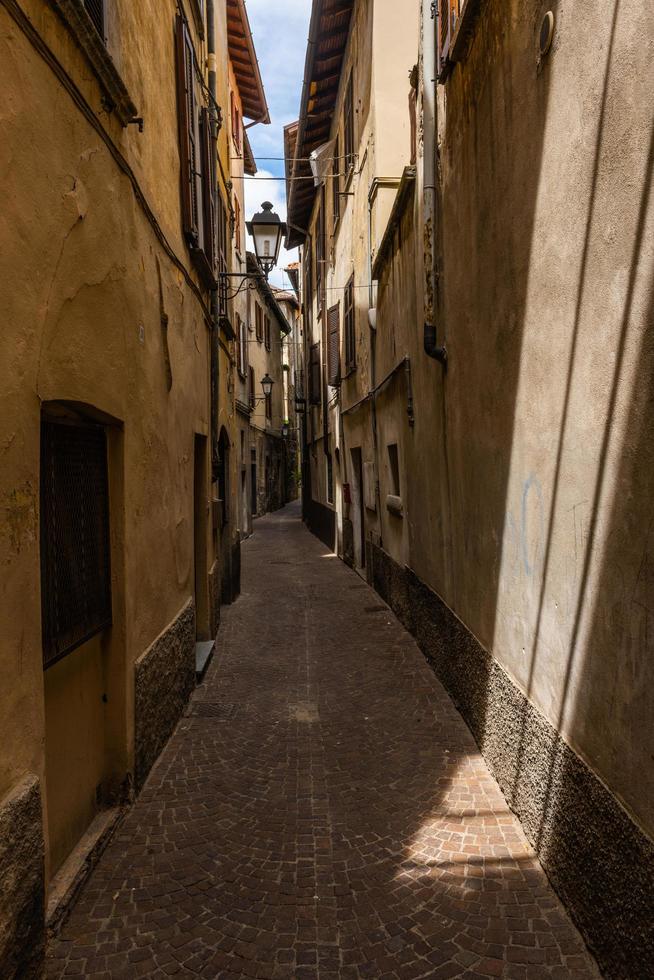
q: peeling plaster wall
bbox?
[0,0,217,896]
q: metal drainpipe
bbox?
[423,0,447,365]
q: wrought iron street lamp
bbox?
[218,203,287,301]
[281,421,290,438]
[247,202,287,278]
[261,374,274,398]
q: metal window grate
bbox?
[40,419,112,669]
[83,0,105,39]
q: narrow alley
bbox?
[46,504,599,980]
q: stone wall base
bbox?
[342,518,354,568]
[134,599,195,791]
[370,542,654,979]
[0,775,44,980]
[304,498,336,552]
[208,559,221,637]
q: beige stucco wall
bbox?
[370,0,654,838]
[0,0,218,877]
[300,0,419,542]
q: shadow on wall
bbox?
[375,0,654,974]
[539,167,654,972]
[495,2,654,970]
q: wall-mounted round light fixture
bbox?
[540,11,555,58]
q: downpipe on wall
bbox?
[423,0,447,366]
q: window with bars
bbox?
[327,302,340,387]
[309,342,322,406]
[264,314,271,351]
[344,274,356,374]
[344,72,355,173]
[40,418,112,669]
[255,304,263,342]
[84,0,105,39]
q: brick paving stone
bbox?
[47,502,601,978]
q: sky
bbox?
[240,0,312,289]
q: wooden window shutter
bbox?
[309,342,321,405]
[344,73,355,171]
[327,303,340,386]
[438,0,461,73]
[175,16,199,244]
[344,275,356,372]
[249,366,255,408]
[200,107,216,275]
[332,134,340,227]
[84,0,105,39]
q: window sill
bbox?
[52,0,138,126]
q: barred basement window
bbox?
[40,418,112,669]
[84,0,105,40]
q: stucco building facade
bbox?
[288,0,654,975]
[0,0,266,975]
[234,254,292,535]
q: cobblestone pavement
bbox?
[47,503,600,979]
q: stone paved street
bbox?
[46,503,600,979]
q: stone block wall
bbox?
[134,599,195,791]
[371,543,654,979]
[0,776,45,980]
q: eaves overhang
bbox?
[227,0,270,124]
[285,0,354,249]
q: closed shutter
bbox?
[175,16,199,245]
[84,0,105,39]
[249,366,255,408]
[344,275,355,372]
[217,195,228,314]
[344,73,355,171]
[332,134,340,227]
[327,303,340,386]
[309,342,321,405]
[439,0,463,74]
[200,107,216,276]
